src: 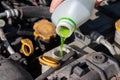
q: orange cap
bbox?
[115,19,120,32]
[20,39,34,56]
[39,56,59,67]
[33,19,56,41]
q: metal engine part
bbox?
[0,0,120,80]
[48,52,120,80]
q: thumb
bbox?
[96,0,103,4]
[50,0,64,13]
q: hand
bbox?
[50,0,103,13]
[96,0,104,6]
[50,0,64,13]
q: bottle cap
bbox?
[39,56,59,67]
[0,19,5,27]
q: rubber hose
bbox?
[0,12,7,18]
[17,30,33,36]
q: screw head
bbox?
[92,52,107,64]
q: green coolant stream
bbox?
[60,37,66,57]
[59,26,70,57]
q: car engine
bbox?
[0,0,120,80]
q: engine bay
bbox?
[0,0,120,80]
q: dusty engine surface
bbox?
[0,0,120,80]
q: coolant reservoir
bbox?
[51,0,95,38]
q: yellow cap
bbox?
[33,19,56,41]
[39,56,59,67]
[115,19,120,32]
[20,39,34,56]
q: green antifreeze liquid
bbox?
[59,26,70,57]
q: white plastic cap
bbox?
[0,19,5,27]
[56,20,74,38]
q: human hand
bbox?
[50,0,103,13]
[95,0,104,6]
[50,0,64,13]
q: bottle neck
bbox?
[56,18,76,38]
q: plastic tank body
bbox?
[51,0,95,37]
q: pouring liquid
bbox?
[59,26,70,57]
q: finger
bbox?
[95,0,103,6]
[50,0,64,13]
[96,0,103,4]
[96,0,103,3]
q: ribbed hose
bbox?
[0,28,15,54]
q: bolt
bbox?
[92,52,106,64]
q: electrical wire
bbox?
[0,28,15,54]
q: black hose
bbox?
[39,0,51,6]
[19,6,51,19]
[35,50,76,80]
[17,30,33,36]
[0,12,7,18]
[0,6,51,19]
